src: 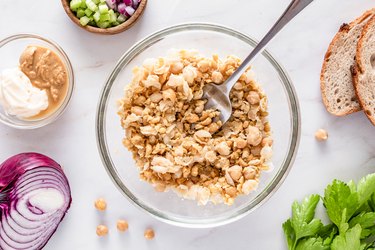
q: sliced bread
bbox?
[320,10,374,116]
[353,15,375,125]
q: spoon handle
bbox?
[224,0,314,91]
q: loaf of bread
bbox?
[320,10,373,116]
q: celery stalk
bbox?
[109,10,117,23]
[77,9,86,18]
[70,0,82,11]
[80,0,87,8]
[97,21,110,28]
[99,13,110,22]
[93,11,101,22]
[71,0,123,28]
[84,8,93,16]
[80,16,91,26]
[86,0,98,11]
[117,14,126,23]
[99,4,109,14]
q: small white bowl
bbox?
[0,34,74,129]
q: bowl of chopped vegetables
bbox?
[61,0,147,35]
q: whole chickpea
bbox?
[144,228,155,240]
[96,225,108,237]
[94,198,107,211]
[315,129,328,141]
[117,219,129,232]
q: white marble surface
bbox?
[1,0,375,249]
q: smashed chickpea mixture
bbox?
[118,50,272,205]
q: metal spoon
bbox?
[203,0,314,124]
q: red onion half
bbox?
[0,153,72,250]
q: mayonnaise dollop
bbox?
[0,68,48,119]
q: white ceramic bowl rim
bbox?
[96,23,301,228]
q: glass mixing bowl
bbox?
[0,34,74,129]
[96,23,300,228]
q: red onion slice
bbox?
[124,6,135,17]
[132,0,139,9]
[106,0,117,10]
[0,153,72,250]
[123,0,132,6]
[117,3,126,15]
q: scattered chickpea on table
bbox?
[117,219,129,232]
[315,129,328,141]
[144,228,155,240]
[94,198,107,211]
[96,225,109,237]
[93,199,156,240]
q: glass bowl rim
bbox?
[96,22,301,228]
[0,33,75,129]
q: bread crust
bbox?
[353,15,375,126]
[320,9,374,116]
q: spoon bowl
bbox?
[202,82,232,123]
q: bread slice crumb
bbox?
[353,15,375,125]
[320,9,374,116]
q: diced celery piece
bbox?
[117,14,126,23]
[112,21,120,26]
[99,4,109,14]
[97,21,110,29]
[80,16,91,26]
[93,11,101,22]
[84,8,93,16]
[86,0,98,11]
[70,0,82,11]
[88,20,96,26]
[109,10,117,23]
[99,13,110,22]
[80,0,87,8]
[92,0,100,4]
[76,9,85,18]
[100,0,106,3]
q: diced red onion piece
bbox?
[132,0,139,9]
[123,0,132,6]
[124,6,135,17]
[106,0,117,10]
[117,3,126,15]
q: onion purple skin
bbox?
[0,153,72,250]
[0,153,56,189]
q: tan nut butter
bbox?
[19,46,68,120]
